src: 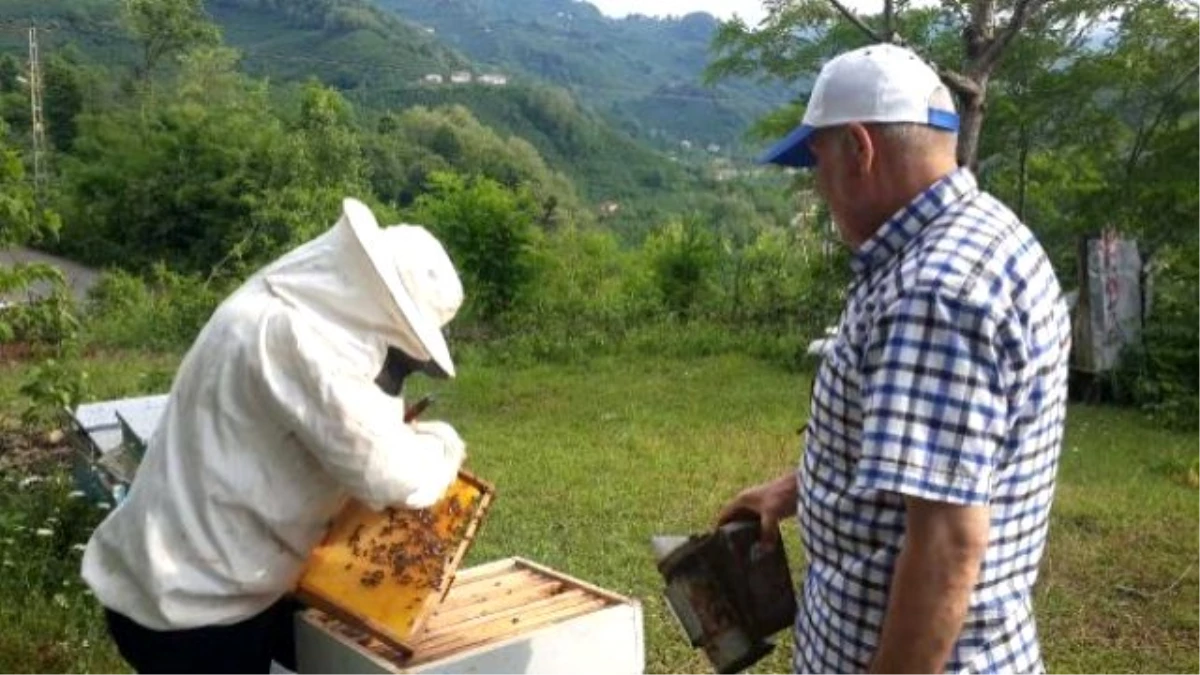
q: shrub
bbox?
[83,266,224,351]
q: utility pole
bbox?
[28,23,47,193]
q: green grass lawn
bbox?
[0,352,1195,673]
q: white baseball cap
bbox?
[759,43,959,168]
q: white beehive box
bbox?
[295,557,644,674]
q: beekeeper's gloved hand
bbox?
[410,420,466,464]
[399,419,467,509]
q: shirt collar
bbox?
[850,167,979,275]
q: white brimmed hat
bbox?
[340,198,463,377]
[759,43,959,168]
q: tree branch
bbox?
[1124,62,1200,181]
[935,64,983,98]
[978,0,1052,71]
[826,0,885,43]
[822,0,981,103]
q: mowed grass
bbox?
[0,352,1195,673]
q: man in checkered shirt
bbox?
[719,44,1072,673]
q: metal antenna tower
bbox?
[28,24,47,191]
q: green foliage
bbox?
[0,120,76,350]
[1,0,725,223]
[84,266,224,351]
[376,0,786,149]
[3,287,81,348]
[409,172,541,324]
[18,357,89,428]
[974,1,1198,421]
[366,104,581,219]
[645,214,720,320]
[1112,244,1199,429]
[0,134,58,253]
[0,120,83,429]
[208,0,468,88]
[733,223,848,331]
[0,55,19,93]
[0,470,124,672]
[60,50,368,274]
[42,55,86,151]
[368,82,693,204]
[124,0,222,80]
[707,0,853,87]
[1091,1,1199,248]
[289,80,367,196]
[526,225,659,331]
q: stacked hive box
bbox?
[296,558,645,674]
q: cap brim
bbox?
[342,198,457,378]
[757,124,817,168]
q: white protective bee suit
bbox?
[82,198,467,631]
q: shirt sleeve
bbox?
[254,308,464,511]
[853,288,1009,505]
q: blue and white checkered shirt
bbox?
[794,168,1072,674]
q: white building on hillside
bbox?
[479,73,508,86]
[450,71,473,84]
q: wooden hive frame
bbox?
[408,557,624,664]
[295,469,494,658]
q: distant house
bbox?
[450,71,473,84]
[478,73,508,86]
[680,140,693,150]
[422,73,444,84]
[706,143,721,153]
[598,201,621,216]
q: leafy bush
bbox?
[645,214,720,321]
[0,469,124,672]
[409,172,542,325]
[1113,244,1199,429]
[83,266,224,351]
[18,357,89,430]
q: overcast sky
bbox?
[587,0,768,24]
[586,0,889,24]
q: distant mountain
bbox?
[374,0,788,152]
[0,0,693,202]
[207,0,470,88]
[211,0,697,201]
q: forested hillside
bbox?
[0,0,796,328]
[0,0,738,214]
[376,0,788,150]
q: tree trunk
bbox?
[957,85,986,170]
[820,0,1046,171]
[1016,128,1030,221]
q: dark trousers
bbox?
[104,599,299,674]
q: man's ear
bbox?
[845,122,875,176]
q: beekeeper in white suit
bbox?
[82,198,468,674]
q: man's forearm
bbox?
[869,500,989,673]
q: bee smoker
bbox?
[651,520,797,674]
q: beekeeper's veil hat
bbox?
[340,198,463,377]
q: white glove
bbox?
[410,419,466,468]
[393,420,466,509]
